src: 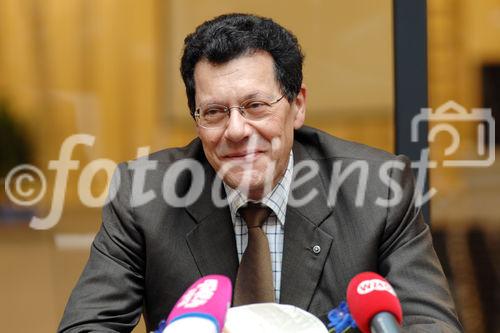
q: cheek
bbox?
[265,129,293,163]
[200,133,222,159]
[257,115,286,139]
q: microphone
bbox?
[346,272,403,333]
[155,275,232,333]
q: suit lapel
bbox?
[280,141,334,309]
[184,157,239,284]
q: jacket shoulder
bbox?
[295,126,397,162]
[136,138,205,165]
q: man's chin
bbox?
[223,173,274,200]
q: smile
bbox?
[223,151,264,161]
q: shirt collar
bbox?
[223,152,293,226]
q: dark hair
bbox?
[180,13,304,116]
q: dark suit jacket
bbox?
[59,126,462,332]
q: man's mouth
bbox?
[223,151,263,161]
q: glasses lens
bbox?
[196,95,280,128]
[241,100,271,120]
[199,105,227,128]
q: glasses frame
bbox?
[194,94,286,129]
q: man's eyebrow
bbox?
[200,91,269,105]
[240,91,271,100]
[239,92,260,101]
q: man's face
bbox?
[193,51,306,199]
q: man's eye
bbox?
[245,101,267,110]
[204,108,224,117]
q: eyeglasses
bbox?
[194,93,286,129]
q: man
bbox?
[59,14,462,332]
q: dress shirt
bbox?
[224,152,293,302]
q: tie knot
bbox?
[238,202,271,229]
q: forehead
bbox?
[193,51,279,103]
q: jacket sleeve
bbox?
[58,163,145,333]
[378,155,463,332]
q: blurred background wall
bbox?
[426,1,500,331]
[0,0,497,332]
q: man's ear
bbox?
[292,83,307,129]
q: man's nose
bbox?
[223,108,251,142]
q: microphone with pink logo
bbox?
[155,275,232,333]
[346,272,403,333]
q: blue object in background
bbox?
[327,301,357,333]
[154,319,167,333]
